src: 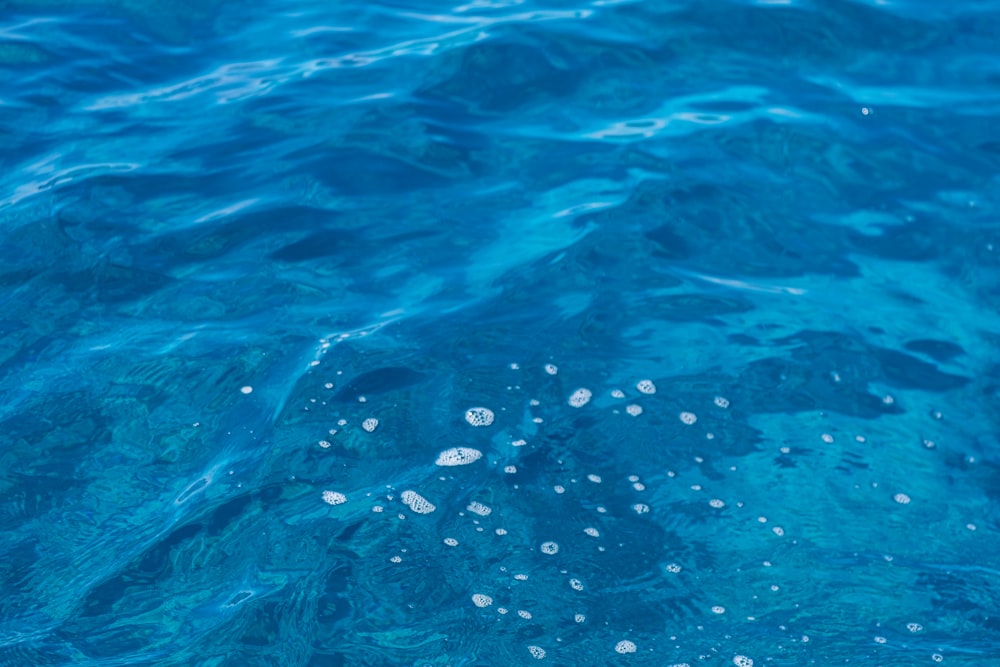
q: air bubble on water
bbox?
[362,418,378,433]
[510,363,520,370]
[636,379,656,394]
[337,418,347,426]
[529,398,540,406]
[467,501,492,516]
[472,594,493,608]
[821,433,833,443]
[497,607,508,614]
[680,411,697,424]
[512,438,527,446]
[907,622,923,632]
[709,499,725,508]
[514,573,528,581]
[611,389,625,398]
[518,610,532,619]
[772,526,784,536]
[322,490,347,505]
[894,493,911,504]
[587,474,602,483]
[596,506,607,513]
[390,555,402,563]
[495,528,508,535]
[504,465,517,474]
[626,404,642,416]
[540,541,560,555]
[240,386,253,394]
[714,396,730,408]
[666,563,681,573]
[545,363,558,375]
[465,407,495,427]
[443,537,459,546]
[584,527,600,537]
[372,506,384,513]
[554,485,566,494]
[318,440,331,448]
[883,394,894,404]
[569,578,584,591]
[633,503,650,514]
[874,636,886,644]
[528,645,546,659]
[932,653,943,662]
[575,613,586,623]
[733,656,753,667]
[436,447,483,466]
[712,606,725,614]
[967,523,976,531]
[633,482,645,491]
[401,490,436,514]
[615,640,637,654]
[568,388,592,408]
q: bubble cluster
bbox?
[569,578,584,591]
[714,396,729,408]
[362,417,378,433]
[528,646,546,659]
[614,640,636,654]
[436,447,483,466]
[894,493,911,504]
[544,363,558,375]
[443,537,459,546]
[636,379,656,394]
[464,407,495,427]
[679,411,697,425]
[626,404,643,416]
[540,541,559,555]
[568,388,592,408]
[733,656,753,667]
[401,490,436,514]
[583,527,600,537]
[466,501,492,516]
[321,490,346,506]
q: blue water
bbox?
[2,1,999,665]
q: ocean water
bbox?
[1,0,999,665]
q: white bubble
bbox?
[436,447,483,466]
[514,573,528,581]
[512,438,527,447]
[584,527,600,537]
[322,490,347,506]
[574,613,586,623]
[712,606,725,614]
[389,555,402,563]
[714,396,729,408]
[495,528,508,535]
[401,490,436,514]
[733,656,753,667]
[569,578,584,591]
[362,418,379,433]
[679,411,697,425]
[632,503,649,514]
[874,636,886,644]
[772,526,784,536]
[821,433,833,443]
[472,594,493,608]
[636,379,656,394]
[587,474,602,483]
[709,498,725,508]
[466,501,492,516]
[517,609,532,619]
[611,389,625,398]
[465,407,495,427]
[240,386,253,394]
[497,607,508,614]
[510,363,520,370]
[633,482,645,491]
[504,465,517,474]
[568,388,592,408]
[666,563,681,573]
[894,493,911,504]
[553,485,566,494]
[615,640,637,654]
[625,404,643,416]
[906,622,923,632]
[528,646,546,660]
[540,541,559,555]
[932,653,943,662]
[544,363,558,375]
[443,537,458,546]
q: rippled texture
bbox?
[2,1,999,665]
